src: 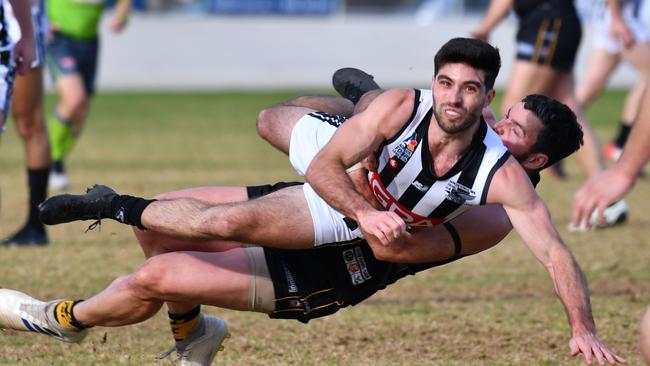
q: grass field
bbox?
[0,90,649,365]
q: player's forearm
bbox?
[477,0,513,34]
[545,244,596,335]
[7,0,34,39]
[616,90,650,179]
[113,0,132,23]
[306,156,376,220]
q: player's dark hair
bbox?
[524,94,584,169]
[434,38,501,90]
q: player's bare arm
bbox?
[470,0,513,41]
[7,0,36,74]
[305,88,416,246]
[487,157,626,365]
[368,204,512,263]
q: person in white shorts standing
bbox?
[577,0,650,162]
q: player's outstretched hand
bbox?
[358,210,407,246]
[569,333,626,365]
[572,167,635,228]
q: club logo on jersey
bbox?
[392,133,418,163]
[411,180,428,192]
[444,181,476,204]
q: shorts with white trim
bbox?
[592,2,649,54]
[289,111,364,246]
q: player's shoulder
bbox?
[486,156,537,203]
[370,88,416,115]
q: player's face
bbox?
[431,63,491,135]
[492,102,544,161]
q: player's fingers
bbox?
[570,338,582,357]
[579,341,594,364]
[386,212,406,237]
[601,348,618,365]
[591,344,606,366]
[572,200,591,229]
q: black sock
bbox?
[52,160,65,174]
[614,122,632,148]
[27,168,49,229]
[109,195,155,229]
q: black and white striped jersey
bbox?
[0,1,11,57]
[369,89,510,228]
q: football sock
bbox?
[53,300,92,330]
[52,160,65,174]
[27,168,49,228]
[47,113,73,162]
[168,306,201,342]
[109,195,155,229]
[614,122,632,148]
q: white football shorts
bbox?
[592,2,649,54]
[289,112,364,246]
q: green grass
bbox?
[0,90,648,365]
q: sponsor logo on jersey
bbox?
[444,181,476,204]
[392,133,418,163]
[369,172,445,227]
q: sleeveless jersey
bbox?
[47,0,105,40]
[369,89,510,228]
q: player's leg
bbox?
[0,247,266,362]
[140,185,316,248]
[257,95,353,155]
[257,105,316,154]
[499,61,559,117]
[551,73,607,177]
[613,41,650,154]
[134,186,252,257]
[641,305,650,364]
[3,65,51,245]
[40,183,318,248]
[575,48,621,107]
[46,34,92,190]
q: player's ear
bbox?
[521,152,549,171]
[485,89,496,107]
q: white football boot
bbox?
[156,315,230,366]
[0,289,87,343]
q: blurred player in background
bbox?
[471,0,629,229]
[45,0,131,190]
[576,0,650,164]
[2,0,51,246]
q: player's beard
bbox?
[433,102,483,135]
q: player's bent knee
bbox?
[256,107,276,141]
[129,258,175,300]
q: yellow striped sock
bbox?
[169,312,200,342]
[54,300,78,329]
